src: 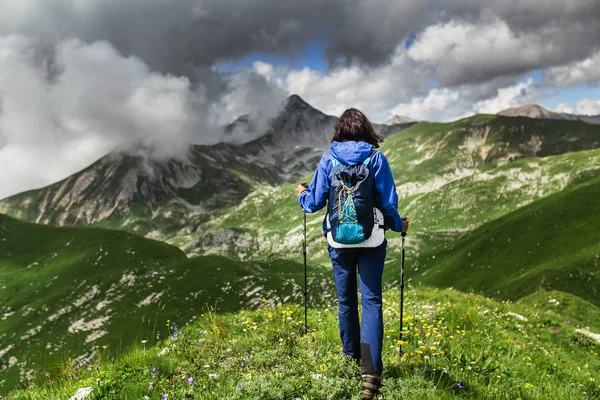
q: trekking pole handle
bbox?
[401,217,408,237]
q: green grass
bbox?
[0,215,334,394]
[410,175,600,307]
[7,286,599,399]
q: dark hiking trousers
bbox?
[327,239,387,375]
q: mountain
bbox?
[3,100,600,396]
[0,213,333,393]
[498,104,600,124]
[0,144,280,237]
[385,115,417,125]
[176,115,600,264]
[0,95,413,239]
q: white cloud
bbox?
[555,102,573,114]
[0,35,284,199]
[408,19,568,86]
[545,51,600,88]
[474,78,543,114]
[282,50,426,122]
[390,89,467,122]
[556,99,600,116]
[387,79,544,122]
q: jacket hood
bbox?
[329,141,373,165]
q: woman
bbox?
[296,108,408,399]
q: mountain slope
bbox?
[174,116,600,264]
[0,214,333,393]
[11,287,600,399]
[0,144,280,235]
[0,95,413,239]
[411,174,600,306]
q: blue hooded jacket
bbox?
[298,140,404,235]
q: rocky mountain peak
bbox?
[498,104,559,119]
[285,94,311,110]
[385,115,417,125]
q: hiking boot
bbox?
[360,373,381,400]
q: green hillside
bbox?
[8,287,600,399]
[411,174,600,306]
[0,215,333,394]
[173,118,600,267]
[2,114,600,397]
[3,115,600,261]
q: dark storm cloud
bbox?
[2,0,599,86]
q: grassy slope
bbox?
[8,286,600,399]
[410,175,600,307]
[0,215,334,394]
[173,126,600,269]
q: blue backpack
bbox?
[327,150,376,244]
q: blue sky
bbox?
[214,43,328,73]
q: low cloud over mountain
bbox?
[1,0,599,197]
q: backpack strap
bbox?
[363,149,377,165]
[327,153,341,167]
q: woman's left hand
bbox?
[296,184,307,196]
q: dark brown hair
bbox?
[332,108,384,148]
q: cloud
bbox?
[1,0,600,198]
[556,99,600,116]
[2,0,599,82]
[282,49,427,122]
[545,51,600,88]
[407,18,599,86]
[473,78,543,114]
[0,35,285,198]
[390,88,466,122]
[386,78,544,122]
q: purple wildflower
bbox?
[310,336,315,343]
[70,374,75,380]
[152,367,157,375]
[456,382,466,390]
[88,367,93,373]
[149,382,154,388]
[161,395,168,400]
[240,362,245,368]
[39,372,44,377]
[199,330,207,335]
[74,366,80,372]
[327,342,331,346]
[188,377,195,386]
[236,384,244,391]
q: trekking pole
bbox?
[399,217,408,356]
[301,182,309,336]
